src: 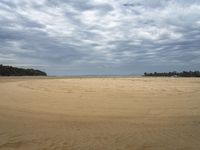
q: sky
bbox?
[0,0,200,76]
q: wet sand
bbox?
[0,77,200,150]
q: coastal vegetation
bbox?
[0,64,47,76]
[144,71,200,77]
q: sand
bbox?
[0,77,200,150]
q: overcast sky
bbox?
[0,0,200,75]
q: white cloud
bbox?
[0,0,200,75]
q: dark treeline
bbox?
[144,71,200,77]
[0,64,47,76]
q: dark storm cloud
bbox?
[0,0,199,75]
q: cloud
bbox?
[0,0,200,75]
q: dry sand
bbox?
[0,77,200,150]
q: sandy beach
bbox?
[0,77,200,150]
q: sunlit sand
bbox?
[0,77,200,150]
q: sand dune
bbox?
[0,77,200,150]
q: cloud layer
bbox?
[0,0,200,75]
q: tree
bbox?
[0,64,47,76]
